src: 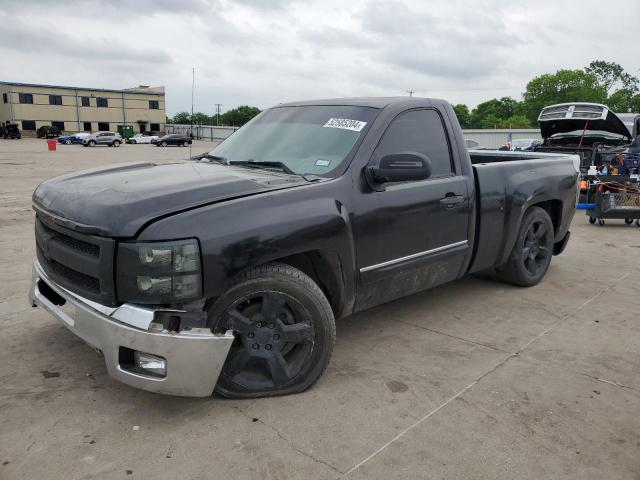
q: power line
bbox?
[406,89,415,97]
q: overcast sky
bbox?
[0,0,638,116]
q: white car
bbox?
[127,133,159,144]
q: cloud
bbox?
[0,0,637,115]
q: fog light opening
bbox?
[120,347,167,378]
[134,351,167,377]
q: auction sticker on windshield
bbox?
[323,118,367,132]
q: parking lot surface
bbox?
[1,139,639,479]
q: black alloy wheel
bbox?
[496,206,554,287]
[208,263,335,398]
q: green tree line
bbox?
[453,60,640,129]
[167,105,261,127]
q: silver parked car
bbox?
[82,131,123,147]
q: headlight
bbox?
[116,239,203,304]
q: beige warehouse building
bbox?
[0,81,166,136]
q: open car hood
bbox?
[538,103,632,141]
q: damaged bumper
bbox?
[29,261,234,397]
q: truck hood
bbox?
[33,161,309,237]
[538,103,632,141]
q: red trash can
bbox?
[47,139,57,151]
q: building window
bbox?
[19,93,33,104]
[150,123,160,132]
[96,97,108,108]
[81,96,90,107]
[52,121,65,131]
[98,122,110,131]
[49,95,63,106]
[149,100,159,110]
[22,120,36,130]
[83,121,92,132]
[2,93,7,103]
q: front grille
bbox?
[35,213,117,305]
[37,246,100,293]
[38,218,99,257]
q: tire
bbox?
[636,219,640,227]
[88,140,96,147]
[161,141,167,147]
[183,141,189,146]
[130,139,136,144]
[496,206,554,287]
[625,218,633,225]
[589,216,597,224]
[113,140,121,147]
[207,262,335,399]
[598,219,605,226]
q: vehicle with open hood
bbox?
[535,103,639,173]
[29,97,579,398]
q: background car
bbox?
[152,134,192,147]
[126,133,159,144]
[82,131,122,147]
[0,123,21,139]
[510,139,542,151]
[37,125,62,138]
[58,132,90,145]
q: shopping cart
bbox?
[587,187,640,226]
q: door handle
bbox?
[440,194,465,208]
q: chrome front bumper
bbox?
[29,261,234,397]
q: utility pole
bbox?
[214,103,222,126]
[406,90,415,97]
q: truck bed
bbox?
[469,150,574,165]
[467,151,580,274]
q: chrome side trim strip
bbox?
[359,240,468,273]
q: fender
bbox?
[137,178,357,317]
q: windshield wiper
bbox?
[194,153,229,165]
[229,160,296,175]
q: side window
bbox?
[375,109,454,177]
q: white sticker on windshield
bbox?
[323,118,367,132]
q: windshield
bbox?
[207,105,378,177]
[511,140,534,148]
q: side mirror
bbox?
[366,152,432,190]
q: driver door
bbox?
[352,108,471,311]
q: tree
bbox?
[469,97,529,128]
[220,106,261,127]
[522,69,607,124]
[172,111,191,124]
[452,104,471,128]
[585,60,638,94]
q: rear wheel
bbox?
[598,219,605,226]
[625,218,633,225]
[113,140,121,147]
[130,139,137,144]
[161,141,167,147]
[183,141,189,146]
[588,216,597,224]
[496,206,554,287]
[208,263,335,398]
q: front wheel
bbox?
[88,140,96,147]
[625,218,633,225]
[496,206,554,287]
[589,216,597,225]
[207,263,335,398]
[183,141,189,146]
[161,141,167,147]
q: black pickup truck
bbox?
[29,97,579,398]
